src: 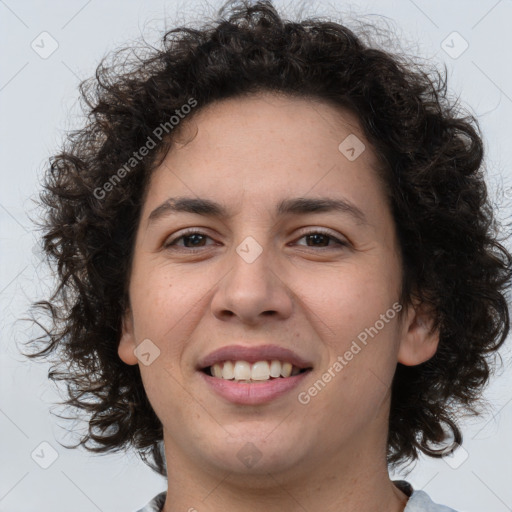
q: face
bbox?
[118,92,438,482]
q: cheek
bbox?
[303,312,400,441]
[295,258,399,341]
[300,260,401,399]
[130,261,211,337]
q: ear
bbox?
[397,299,440,366]
[118,307,139,365]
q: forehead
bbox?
[173,91,367,153]
[142,91,387,222]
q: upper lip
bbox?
[197,344,314,370]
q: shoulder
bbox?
[134,491,167,512]
[405,489,459,512]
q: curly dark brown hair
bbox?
[24,0,512,478]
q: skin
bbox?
[118,91,440,512]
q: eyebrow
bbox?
[147,196,369,226]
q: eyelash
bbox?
[163,228,349,251]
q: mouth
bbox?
[197,344,314,404]
[200,360,312,382]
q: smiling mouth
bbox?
[201,360,312,382]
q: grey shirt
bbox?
[134,480,458,511]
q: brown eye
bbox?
[295,230,348,249]
[164,230,214,250]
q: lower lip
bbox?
[199,370,311,405]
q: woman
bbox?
[26,1,512,511]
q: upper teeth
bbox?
[210,360,301,381]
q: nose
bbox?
[210,237,294,326]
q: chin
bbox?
[205,434,307,476]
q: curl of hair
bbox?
[24,0,512,477]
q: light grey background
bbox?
[1,0,511,511]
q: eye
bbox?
[294,229,349,250]
[163,229,215,250]
[163,228,348,251]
